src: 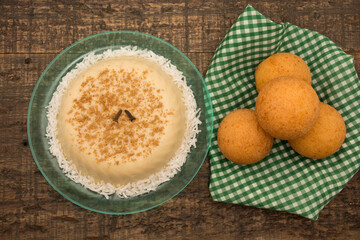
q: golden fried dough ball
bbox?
[255,52,312,92]
[217,109,273,165]
[255,77,320,140]
[288,102,346,159]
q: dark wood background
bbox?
[1,0,359,239]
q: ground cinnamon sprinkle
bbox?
[67,65,172,166]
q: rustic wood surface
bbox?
[1,0,359,239]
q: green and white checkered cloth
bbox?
[205,5,360,220]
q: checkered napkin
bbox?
[205,5,360,220]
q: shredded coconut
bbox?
[46,47,201,198]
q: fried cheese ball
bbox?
[255,77,320,140]
[288,102,346,159]
[255,52,312,92]
[217,109,273,165]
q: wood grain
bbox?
[1,0,360,239]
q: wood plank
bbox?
[0,0,359,54]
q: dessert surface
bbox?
[57,56,186,184]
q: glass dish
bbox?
[27,31,213,214]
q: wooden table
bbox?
[1,1,359,239]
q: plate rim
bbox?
[27,30,214,214]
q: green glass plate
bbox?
[27,31,213,214]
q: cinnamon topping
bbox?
[67,67,171,165]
